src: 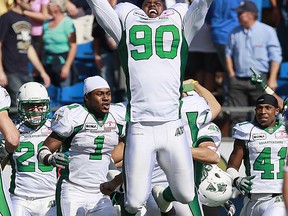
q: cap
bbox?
[256,94,278,108]
[84,76,110,95]
[235,1,258,14]
[49,0,67,12]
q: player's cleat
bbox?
[152,186,173,213]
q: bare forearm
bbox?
[191,147,220,164]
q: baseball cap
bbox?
[256,94,278,108]
[235,1,258,14]
[84,76,110,95]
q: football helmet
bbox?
[16,82,50,126]
[198,164,233,207]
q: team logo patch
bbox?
[85,123,98,130]
[52,114,63,122]
[161,9,175,16]
[175,126,184,136]
[206,182,227,193]
[275,130,288,139]
[252,133,266,140]
[104,121,116,130]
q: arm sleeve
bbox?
[182,0,213,44]
[267,27,282,63]
[51,105,83,138]
[0,87,11,111]
[86,0,122,44]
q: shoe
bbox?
[152,185,173,213]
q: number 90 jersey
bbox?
[115,3,200,122]
[233,120,288,193]
[51,103,126,193]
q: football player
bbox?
[0,86,20,216]
[1,82,57,216]
[86,0,212,214]
[227,94,287,216]
[38,76,126,216]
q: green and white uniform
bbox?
[52,103,126,216]
[7,120,56,216]
[233,120,288,216]
[86,0,212,213]
[0,86,14,216]
[146,93,220,216]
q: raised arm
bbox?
[86,0,122,44]
[183,0,213,45]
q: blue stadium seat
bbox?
[278,62,288,79]
[57,82,84,105]
[276,79,288,99]
[76,41,94,59]
[74,41,100,82]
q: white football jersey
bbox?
[152,94,214,185]
[51,103,126,193]
[87,0,212,122]
[181,92,212,147]
[0,86,11,111]
[233,120,288,193]
[8,119,56,198]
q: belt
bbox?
[248,193,281,199]
[235,76,251,80]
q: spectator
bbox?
[270,0,288,62]
[41,0,77,88]
[21,0,51,54]
[185,23,220,93]
[0,0,50,107]
[3,82,57,216]
[66,0,94,44]
[206,0,242,105]
[226,0,282,127]
[0,0,14,16]
[92,17,120,102]
[227,94,287,216]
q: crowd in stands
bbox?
[0,0,287,136]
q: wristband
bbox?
[37,146,52,165]
[264,86,274,95]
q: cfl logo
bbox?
[175,126,184,136]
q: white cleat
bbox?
[152,185,173,213]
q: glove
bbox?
[250,68,267,90]
[233,175,255,195]
[48,152,69,169]
[0,143,9,163]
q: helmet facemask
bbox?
[16,82,50,128]
[18,100,50,126]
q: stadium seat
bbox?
[278,62,288,79]
[57,82,84,105]
[276,78,288,99]
[74,41,100,82]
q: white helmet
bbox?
[16,82,50,126]
[198,164,233,207]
